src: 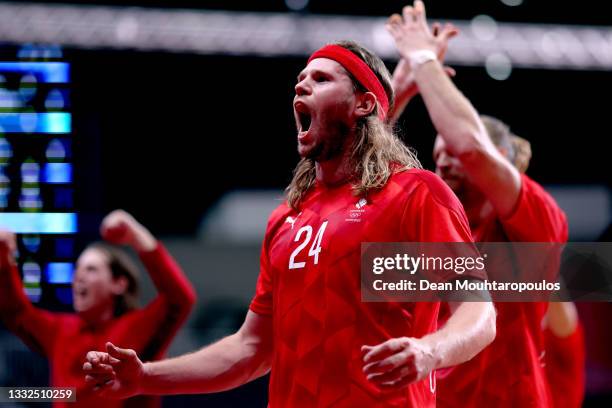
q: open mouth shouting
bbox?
[73,284,89,302]
[294,100,313,141]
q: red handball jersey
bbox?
[250,169,475,408]
[437,174,569,408]
[544,324,585,408]
[0,243,196,408]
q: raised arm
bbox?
[387,1,521,217]
[388,22,458,126]
[100,210,196,359]
[83,310,273,398]
[100,210,196,312]
[0,230,25,313]
[0,230,60,356]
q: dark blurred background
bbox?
[22,0,612,25]
[0,0,611,406]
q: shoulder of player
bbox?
[520,173,556,202]
[515,173,567,223]
[391,169,465,214]
[265,201,293,233]
[516,173,566,216]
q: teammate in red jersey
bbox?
[0,210,196,408]
[81,31,496,407]
[543,302,585,408]
[386,1,569,406]
[505,132,584,407]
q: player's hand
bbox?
[391,21,457,101]
[100,210,139,245]
[0,230,17,264]
[83,342,145,399]
[361,337,439,391]
[100,210,156,252]
[430,21,458,64]
[386,1,458,65]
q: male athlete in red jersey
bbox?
[0,210,196,408]
[511,135,584,407]
[543,302,585,408]
[81,33,496,407]
[386,1,569,406]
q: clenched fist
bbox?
[100,210,156,252]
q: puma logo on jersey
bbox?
[285,213,301,229]
[285,216,296,229]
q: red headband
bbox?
[308,44,389,120]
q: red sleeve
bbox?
[249,242,273,316]
[123,242,196,360]
[501,174,568,242]
[0,258,61,357]
[138,242,196,311]
[249,205,287,316]
[545,324,585,408]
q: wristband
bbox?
[408,50,437,71]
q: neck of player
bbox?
[80,304,115,329]
[314,135,355,187]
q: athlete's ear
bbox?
[111,276,129,296]
[354,91,377,118]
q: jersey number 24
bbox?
[288,221,329,269]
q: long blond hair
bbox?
[286,41,421,210]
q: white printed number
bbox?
[288,221,328,269]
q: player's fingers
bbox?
[444,66,456,77]
[86,351,110,365]
[86,372,116,387]
[0,230,16,244]
[363,351,412,376]
[2,232,16,253]
[402,5,415,25]
[85,374,108,384]
[432,22,441,36]
[86,351,121,366]
[362,338,408,364]
[377,370,418,391]
[414,0,427,26]
[385,14,403,38]
[85,373,115,387]
[83,362,115,374]
[366,363,416,385]
[106,342,138,362]
[439,23,459,42]
[385,25,402,41]
[361,345,373,360]
[96,378,117,397]
[387,13,403,26]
